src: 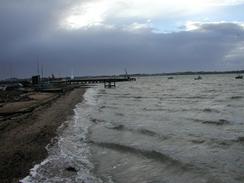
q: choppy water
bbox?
[22,75,244,183]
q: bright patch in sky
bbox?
[63,2,109,29]
[62,0,244,31]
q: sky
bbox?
[0,0,244,79]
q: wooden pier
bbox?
[68,77,136,86]
[0,76,136,90]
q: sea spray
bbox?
[21,88,103,183]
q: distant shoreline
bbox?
[0,87,86,183]
[129,70,244,77]
[1,70,244,82]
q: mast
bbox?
[124,68,128,79]
[41,64,44,79]
[37,56,40,76]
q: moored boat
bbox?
[194,76,202,80]
[235,75,243,79]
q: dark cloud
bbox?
[0,1,244,79]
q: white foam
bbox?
[20,87,103,183]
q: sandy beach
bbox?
[0,87,86,183]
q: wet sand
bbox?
[0,88,86,183]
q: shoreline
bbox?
[0,87,86,183]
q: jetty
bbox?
[0,76,136,89]
[68,76,136,84]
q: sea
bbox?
[21,75,244,183]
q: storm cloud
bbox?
[1,0,244,79]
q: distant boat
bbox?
[235,75,243,79]
[168,76,174,79]
[194,76,202,80]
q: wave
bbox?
[231,96,243,100]
[105,124,169,140]
[203,108,220,113]
[90,141,195,172]
[114,112,124,116]
[190,139,206,144]
[143,107,191,113]
[191,118,231,125]
[203,138,234,147]
[202,119,230,125]
[138,128,160,137]
[99,105,119,110]
[104,123,238,148]
[174,96,209,100]
[88,141,225,182]
[90,118,106,124]
[104,122,238,149]
[143,108,166,112]
[21,88,101,183]
[235,136,244,143]
[190,135,244,147]
[106,124,124,130]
